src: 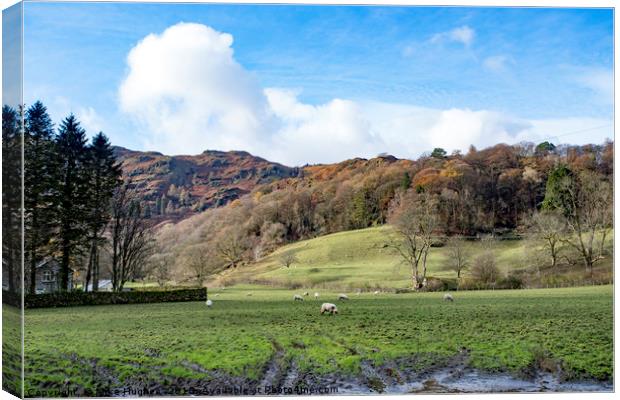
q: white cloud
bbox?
[264,89,383,164]
[431,25,475,47]
[483,55,513,72]
[573,67,613,104]
[118,22,276,155]
[76,106,105,134]
[118,23,612,166]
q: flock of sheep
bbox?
[205,290,455,313]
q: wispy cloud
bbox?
[572,67,613,104]
[431,25,475,47]
[483,55,514,73]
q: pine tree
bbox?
[54,115,90,291]
[84,132,122,291]
[24,101,57,294]
[2,105,23,293]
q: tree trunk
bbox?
[60,231,70,292]
[29,251,37,295]
[93,246,100,292]
[85,241,94,292]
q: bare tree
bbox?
[550,171,612,274]
[183,244,212,285]
[148,252,174,287]
[109,183,154,292]
[388,191,439,289]
[215,227,247,269]
[278,250,298,269]
[445,236,470,285]
[527,211,566,269]
[470,251,500,286]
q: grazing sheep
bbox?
[373,290,380,295]
[314,292,320,299]
[214,293,220,297]
[206,299,213,307]
[303,292,309,296]
[443,293,454,302]
[294,294,304,301]
[320,303,338,315]
[355,291,361,296]
[338,293,349,300]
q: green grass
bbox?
[213,226,612,290]
[23,285,613,395]
[3,304,22,397]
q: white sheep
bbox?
[443,293,454,302]
[214,293,220,297]
[206,299,213,307]
[294,294,304,301]
[314,292,320,299]
[373,290,380,295]
[303,291,309,296]
[320,303,338,315]
[338,293,349,300]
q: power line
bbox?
[537,124,613,143]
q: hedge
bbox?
[3,288,207,309]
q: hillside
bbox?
[208,226,613,290]
[114,147,299,221]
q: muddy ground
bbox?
[50,348,612,397]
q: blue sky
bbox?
[23,3,613,165]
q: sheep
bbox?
[338,293,349,301]
[373,290,380,295]
[320,303,338,315]
[246,293,253,297]
[303,291,309,296]
[294,294,304,301]
[443,293,454,302]
[206,299,213,307]
[314,292,320,299]
[214,293,220,297]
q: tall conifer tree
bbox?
[54,115,90,291]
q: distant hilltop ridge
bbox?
[113,146,300,222]
[113,145,407,222]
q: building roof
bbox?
[86,279,113,291]
[35,258,74,271]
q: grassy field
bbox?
[211,226,613,290]
[22,285,612,395]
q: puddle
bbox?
[335,368,613,394]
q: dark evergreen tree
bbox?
[24,101,57,294]
[53,115,90,291]
[431,147,447,159]
[2,105,23,293]
[84,132,122,291]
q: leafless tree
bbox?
[109,183,154,292]
[388,191,439,289]
[527,211,566,269]
[148,252,174,287]
[183,244,212,285]
[470,251,500,286]
[445,236,470,284]
[279,250,298,269]
[215,227,247,269]
[555,171,612,274]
